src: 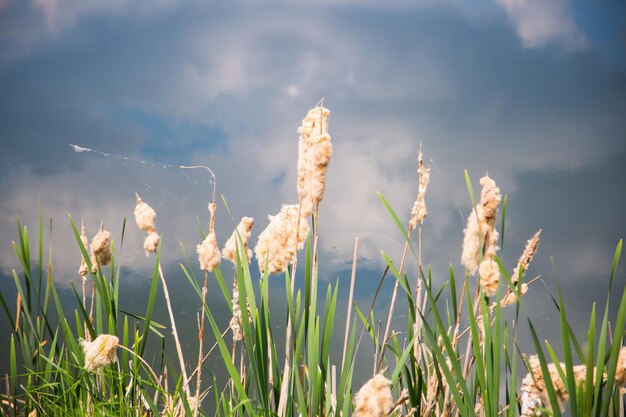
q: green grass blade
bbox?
[377,192,416,258]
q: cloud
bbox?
[1,2,624,292]
[0,0,176,63]
[493,0,587,49]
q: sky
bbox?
[0,0,625,368]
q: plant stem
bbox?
[378,228,412,373]
[158,264,189,397]
[342,237,359,371]
[193,270,209,417]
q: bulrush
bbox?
[134,193,160,255]
[90,221,112,273]
[80,334,119,372]
[499,283,528,307]
[461,174,501,282]
[254,204,310,275]
[352,373,394,417]
[197,202,221,272]
[495,230,541,308]
[222,217,255,264]
[478,259,500,297]
[79,221,89,277]
[229,278,243,341]
[512,229,541,284]
[520,355,587,416]
[297,104,332,217]
[409,148,431,230]
[197,232,220,272]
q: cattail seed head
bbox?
[520,355,588,416]
[478,259,500,297]
[222,217,255,265]
[79,221,89,277]
[353,373,394,417]
[297,105,332,217]
[512,229,541,284]
[80,334,119,372]
[144,231,160,255]
[409,148,431,229]
[499,283,528,307]
[461,174,501,274]
[134,193,160,255]
[197,231,221,272]
[229,278,243,341]
[134,193,157,233]
[254,204,310,276]
[90,222,112,273]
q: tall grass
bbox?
[1,113,625,416]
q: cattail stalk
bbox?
[158,264,189,398]
[79,220,90,340]
[193,198,219,416]
[342,237,359,370]
[413,147,431,364]
[378,235,411,373]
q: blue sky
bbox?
[0,0,625,352]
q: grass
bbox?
[0,114,625,416]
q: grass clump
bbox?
[1,101,625,417]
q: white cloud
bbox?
[0,0,176,62]
[31,0,177,33]
[494,0,587,49]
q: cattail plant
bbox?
[90,221,112,273]
[297,102,332,218]
[79,334,119,372]
[79,221,89,278]
[520,355,587,416]
[497,229,541,308]
[78,220,91,339]
[222,216,254,265]
[134,192,160,254]
[197,202,221,272]
[276,101,335,417]
[352,373,394,417]
[512,229,541,284]
[193,198,220,416]
[254,204,309,276]
[223,216,254,342]
[461,174,501,299]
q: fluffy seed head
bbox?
[353,373,394,417]
[144,232,160,255]
[197,232,221,272]
[230,278,243,341]
[512,229,541,284]
[222,217,255,265]
[80,334,119,372]
[134,193,157,233]
[499,283,528,307]
[520,355,588,416]
[461,174,501,274]
[79,221,89,277]
[254,204,310,275]
[297,105,332,217]
[409,148,431,229]
[90,222,112,273]
[478,259,500,297]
